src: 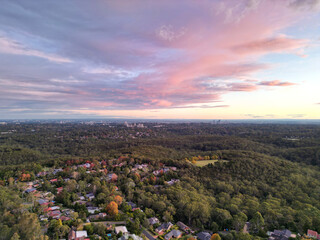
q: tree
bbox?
[250,211,264,233]
[127,218,141,235]
[47,219,60,238]
[211,222,219,233]
[210,233,221,240]
[15,212,42,240]
[106,201,118,216]
[145,208,155,218]
[93,223,107,236]
[163,211,173,222]
[233,212,247,231]
[57,225,70,239]
[84,224,94,235]
[114,195,123,205]
[10,233,20,240]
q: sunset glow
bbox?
[1,0,320,119]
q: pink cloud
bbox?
[228,83,258,92]
[0,0,317,114]
[232,36,308,55]
[110,0,310,108]
[78,1,316,110]
[151,99,173,107]
[259,80,296,86]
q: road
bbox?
[128,217,156,240]
[82,220,126,226]
[85,218,156,240]
[142,229,157,240]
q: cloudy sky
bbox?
[0,0,320,119]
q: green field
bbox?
[194,159,228,167]
[195,160,217,167]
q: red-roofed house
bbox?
[307,229,320,239]
[107,173,118,182]
[56,187,63,194]
[60,216,71,221]
[44,207,52,212]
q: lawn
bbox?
[195,159,228,167]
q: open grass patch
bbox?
[195,159,228,167]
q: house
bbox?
[68,228,88,240]
[119,234,142,240]
[48,210,61,219]
[132,164,149,172]
[62,208,74,216]
[307,229,320,239]
[86,193,95,200]
[25,188,37,193]
[127,202,137,209]
[60,216,71,221]
[74,200,86,205]
[155,222,173,235]
[77,193,85,200]
[87,214,99,222]
[37,171,48,177]
[88,212,107,220]
[152,170,162,176]
[166,179,180,185]
[148,217,160,225]
[56,187,63,194]
[40,217,48,221]
[164,230,182,240]
[53,168,63,175]
[87,206,100,214]
[197,232,211,240]
[78,163,91,169]
[37,199,48,205]
[268,229,292,240]
[107,173,118,182]
[44,207,53,212]
[177,221,192,233]
[115,226,128,235]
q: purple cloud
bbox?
[0,0,317,118]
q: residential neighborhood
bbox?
[15,156,204,240]
[9,154,315,240]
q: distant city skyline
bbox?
[0,0,320,119]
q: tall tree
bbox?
[250,211,264,233]
[210,233,221,240]
[106,201,118,216]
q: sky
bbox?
[0,0,320,119]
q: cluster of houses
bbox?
[152,167,177,176]
[67,220,193,240]
[23,161,120,225]
[21,157,315,240]
[265,228,320,240]
[267,229,296,240]
[20,158,186,240]
[68,228,89,240]
[149,219,194,240]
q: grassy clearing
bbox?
[195,159,228,167]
